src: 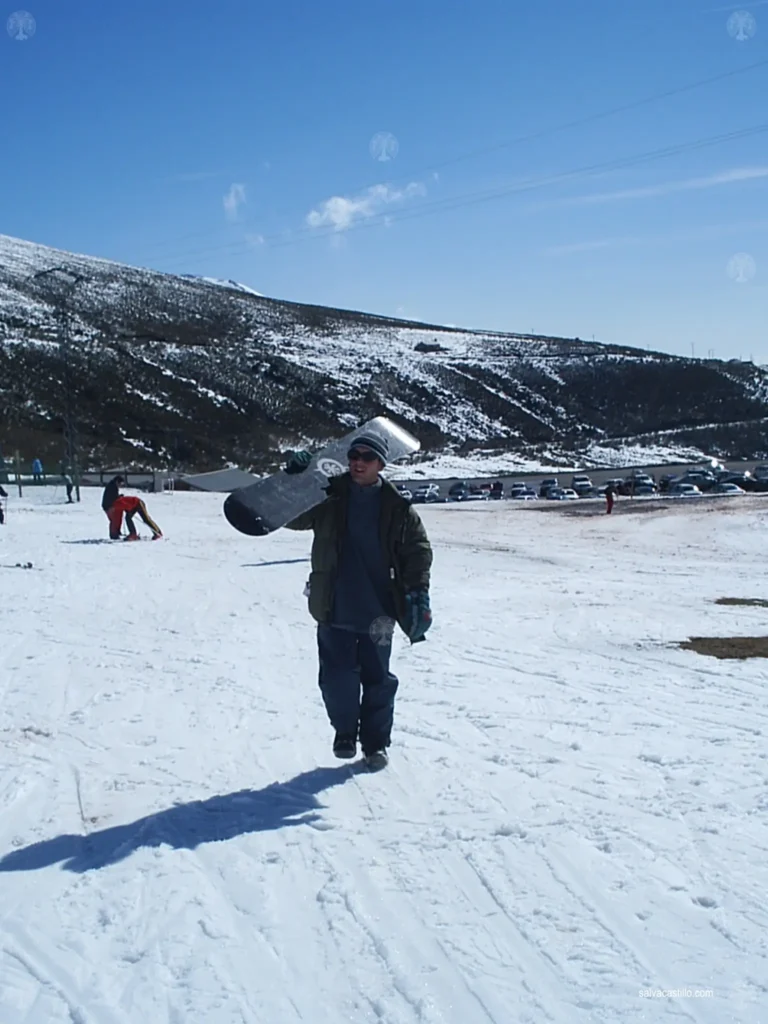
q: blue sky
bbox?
[2,0,767,361]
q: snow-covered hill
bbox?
[0,488,766,1022]
[2,232,768,473]
[179,274,263,297]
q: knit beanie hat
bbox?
[349,430,389,465]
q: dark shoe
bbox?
[333,733,357,759]
[363,750,388,771]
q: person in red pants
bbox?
[107,495,163,540]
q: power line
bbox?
[132,57,768,265]
[152,121,768,266]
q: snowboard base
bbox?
[224,416,420,536]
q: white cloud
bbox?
[546,217,768,255]
[223,183,246,221]
[563,166,768,207]
[306,182,426,232]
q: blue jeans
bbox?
[316,625,399,753]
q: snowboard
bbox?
[223,416,420,536]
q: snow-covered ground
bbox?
[1,488,766,1023]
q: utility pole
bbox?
[32,267,86,501]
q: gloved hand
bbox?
[404,589,431,642]
[284,450,313,475]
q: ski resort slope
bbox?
[0,488,766,1024]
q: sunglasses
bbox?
[347,448,379,463]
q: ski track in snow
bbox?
[1,490,767,1022]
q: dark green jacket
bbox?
[286,474,433,639]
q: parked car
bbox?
[632,473,656,488]
[448,481,489,502]
[632,483,657,496]
[548,487,579,500]
[396,485,412,502]
[693,460,725,475]
[539,477,559,498]
[570,475,595,497]
[668,482,702,496]
[411,483,440,504]
[619,474,656,495]
[712,482,745,495]
[509,486,537,500]
[448,481,469,500]
[715,470,752,487]
[490,480,504,499]
[678,471,716,492]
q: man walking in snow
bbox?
[605,481,616,515]
[285,430,433,769]
[62,471,74,503]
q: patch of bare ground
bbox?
[679,636,768,659]
[715,597,768,608]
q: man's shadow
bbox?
[241,558,309,568]
[0,765,357,874]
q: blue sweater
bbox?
[331,479,395,632]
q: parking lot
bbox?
[393,459,768,505]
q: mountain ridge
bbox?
[1,233,767,473]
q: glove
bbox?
[404,589,431,642]
[284,450,313,475]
